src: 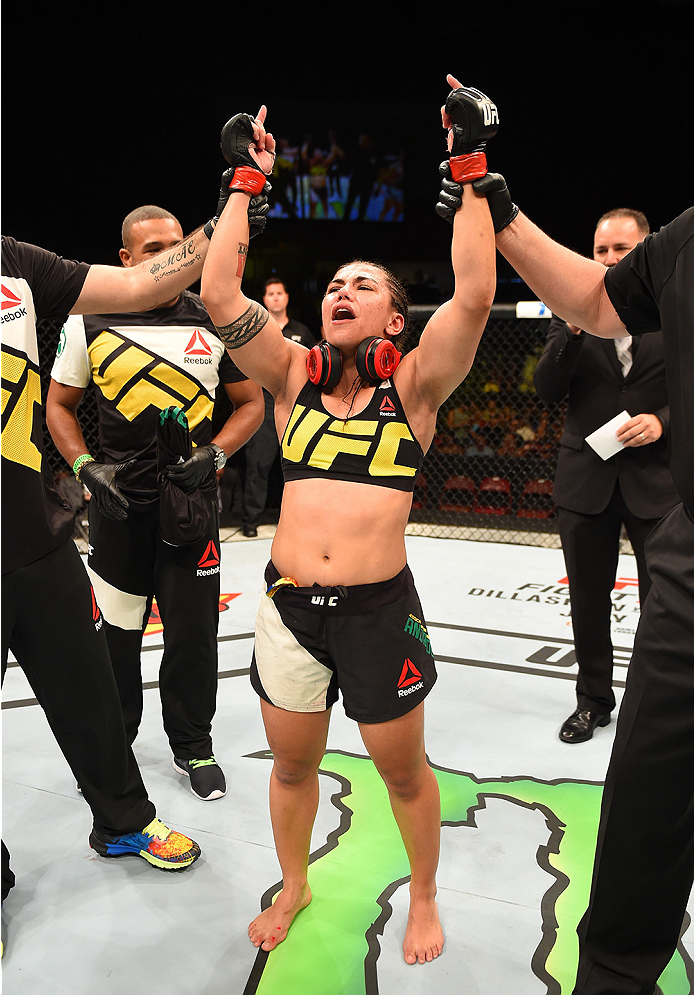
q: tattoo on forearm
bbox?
[237,241,249,279]
[216,302,269,349]
[148,238,201,284]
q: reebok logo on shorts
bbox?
[90,585,104,632]
[397,658,424,697]
[197,541,220,576]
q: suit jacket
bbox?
[533,317,679,517]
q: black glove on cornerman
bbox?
[165,445,216,491]
[80,460,133,521]
[157,406,213,544]
[472,173,520,233]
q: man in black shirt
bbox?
[2,229,216,888]
[46,206,264,801]
[478,181,693,993]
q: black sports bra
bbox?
[280,379,424,492]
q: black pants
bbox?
[573,503,694,994]
[242,400,278,531]
[87,498,221,760]
[558,483,660,713]
[1,541,155,845]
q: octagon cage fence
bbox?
[36,305,589,551]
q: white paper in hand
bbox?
[585,410,631,461]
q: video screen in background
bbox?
[266,105,404,223]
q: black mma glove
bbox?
[165,445,217,491]
[79,460,133,521]
[444,85,499,184]
[203,113,274,239]
[435,161,463,223]
[220,112,272,191]
[204,168,271,240]
[472,173,519,233]
[248,191,270,238]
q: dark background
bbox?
[3,1,692,321]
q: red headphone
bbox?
[306,336,402,391]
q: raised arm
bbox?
[494,208,626,338]
[403,82,497,410]
[411,187,496,408]
[72,224,210,315]
[200,109,301,402]
[433,74,628,341]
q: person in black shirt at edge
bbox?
[46,205,264,802]
[533,208,679,746]
[199,82,497,967]
[1,190,266,898]
[241,277,315,537]
[438,70,694,995]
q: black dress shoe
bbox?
[559,709,611,744]
[241,525,258,537]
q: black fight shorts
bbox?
[250,562,437,724]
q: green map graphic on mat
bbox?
[244,750,692,995]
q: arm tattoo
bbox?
[236,241,248,279]
[148,237,201,284]
[215,302,269,349]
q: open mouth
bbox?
[333,307,355,321]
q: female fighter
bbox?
[200,83,497,966]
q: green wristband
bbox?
[73,454,95,479]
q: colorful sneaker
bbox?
[172,756,227,801]
[89,818,200,870]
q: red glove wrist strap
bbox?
[228,166,267,196]
[449,152,488,184]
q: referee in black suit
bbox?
[534,209,680,744]
[475,151,693,989]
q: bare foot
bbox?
[403,897,444,965]
[248,884,312,952]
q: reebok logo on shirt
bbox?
[184,330,213,365]
[1,284,27,323]
[379,396,397,417]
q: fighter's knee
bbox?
[379,765,424,801]
[272,758,319,787]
